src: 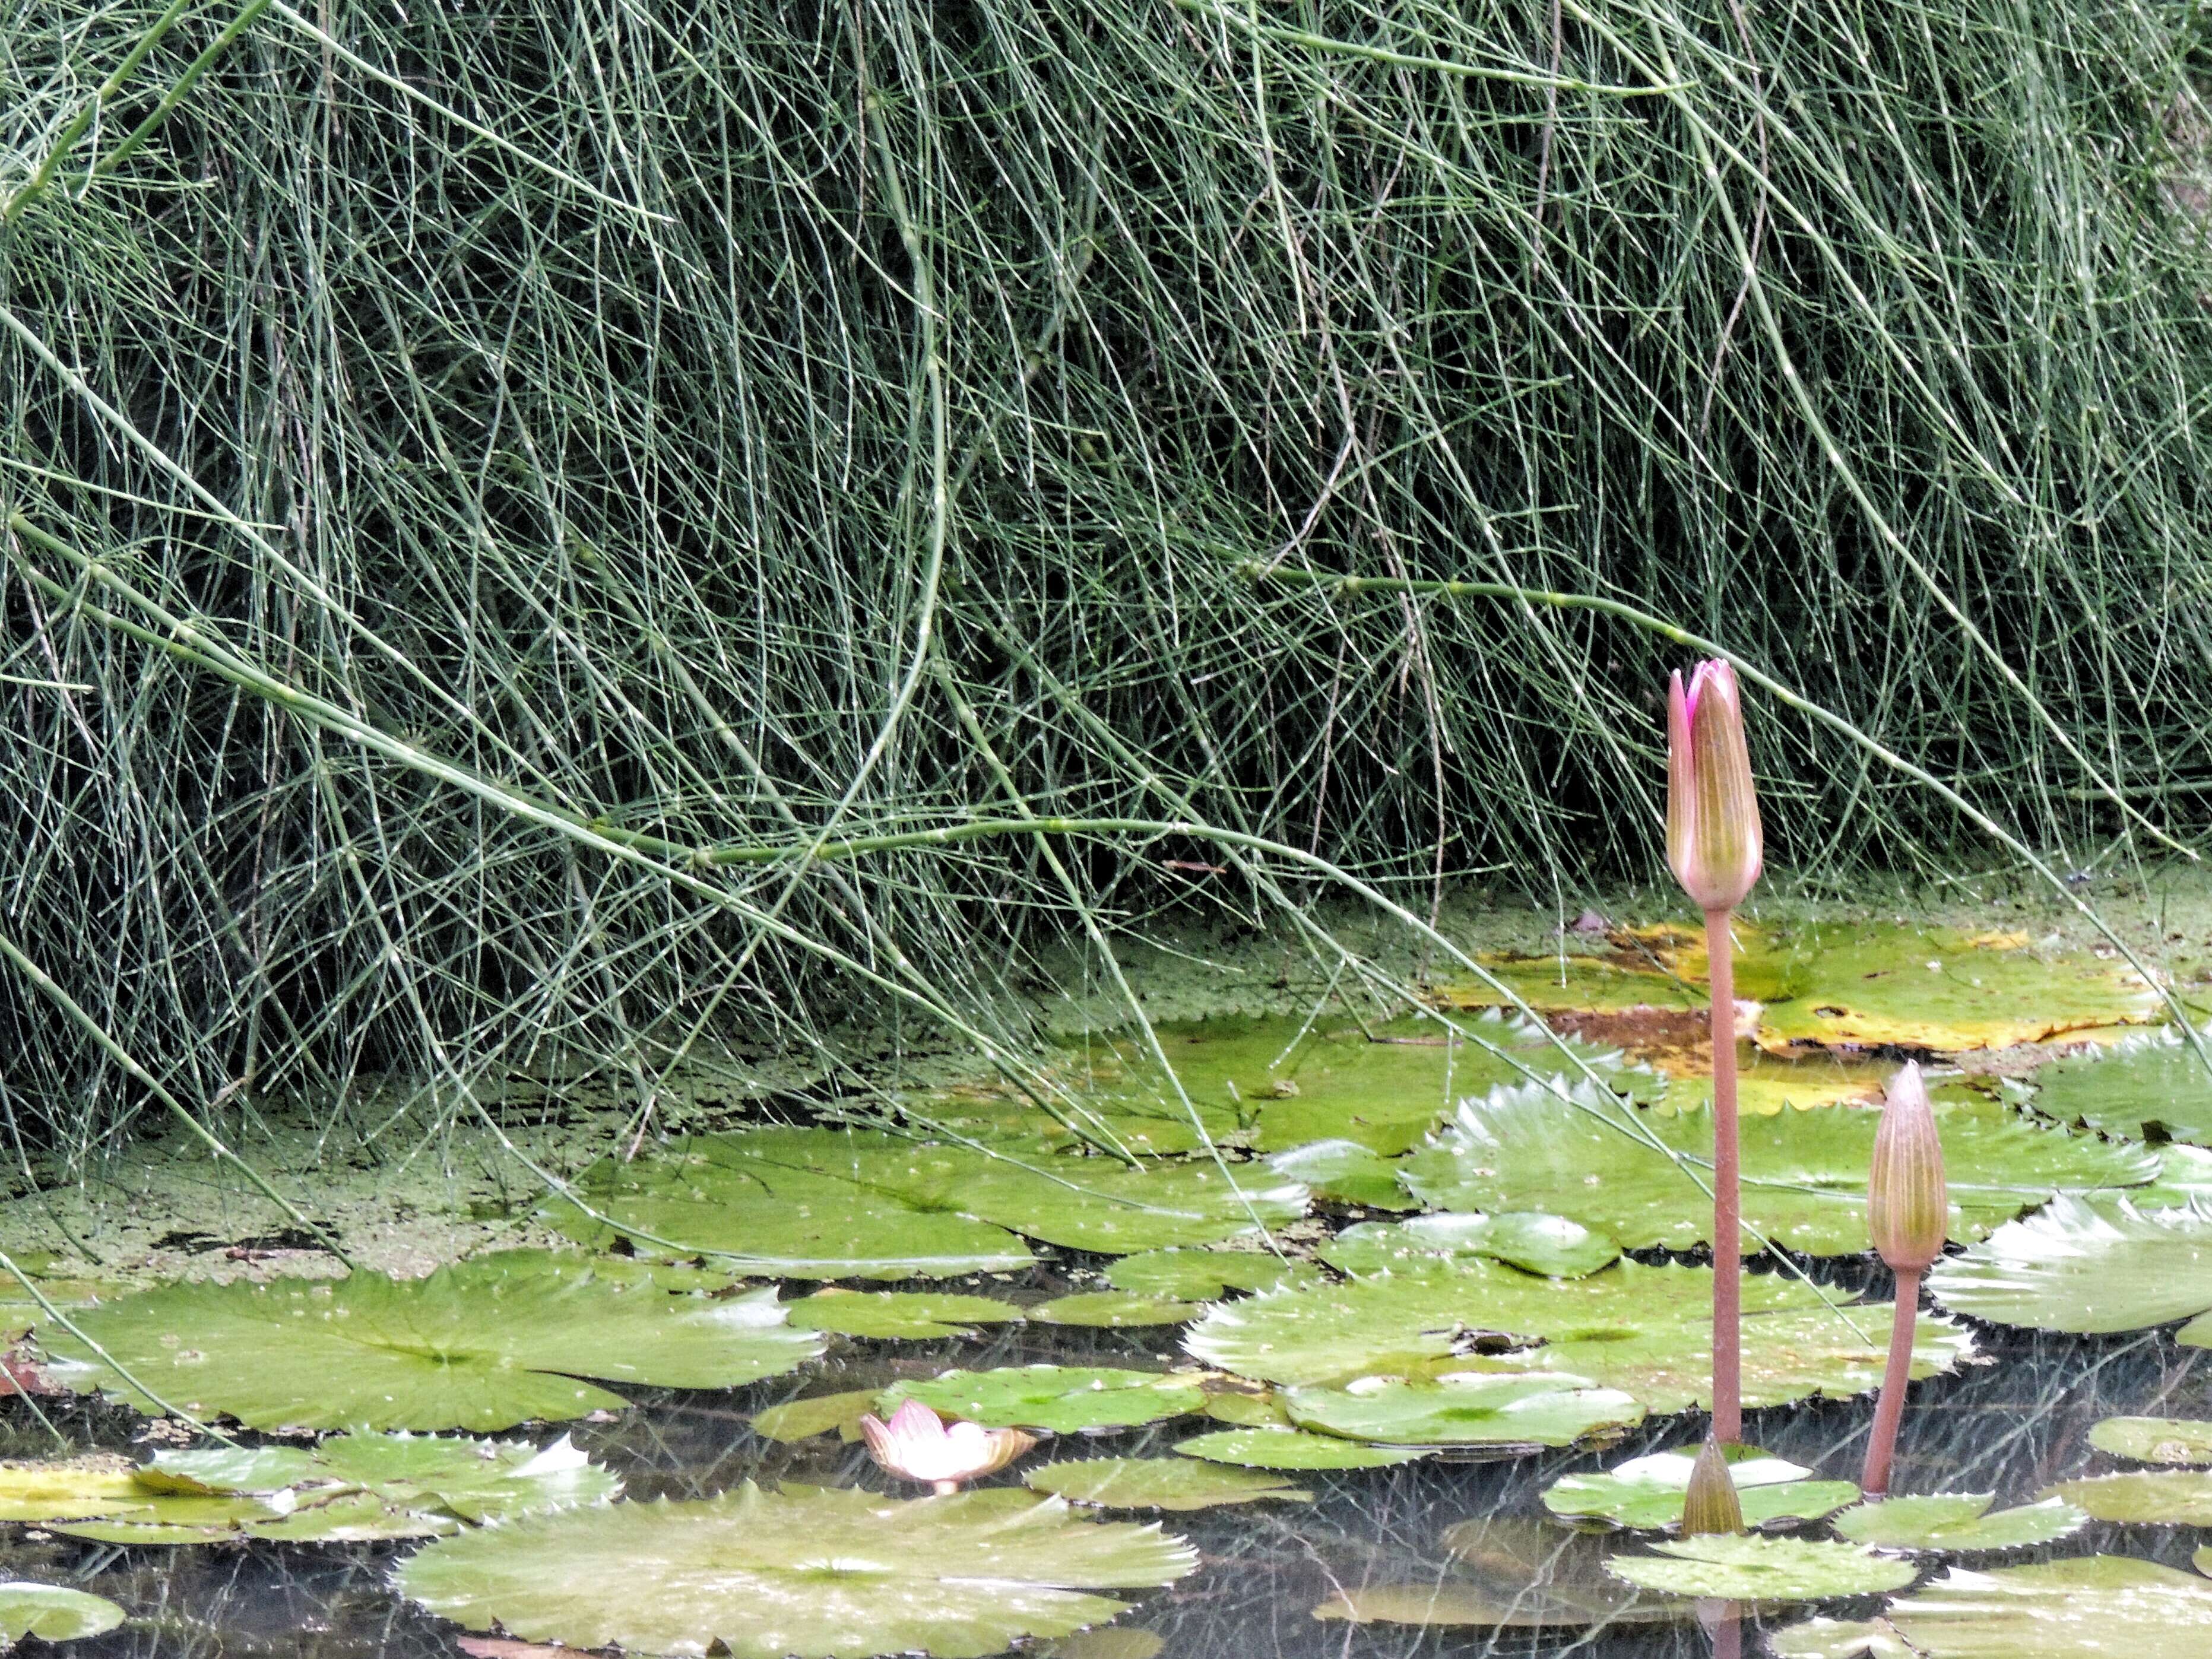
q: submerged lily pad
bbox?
[1405,1081,2156,1255]
[1603,1534,1917,1601]
[2022,1027,2212,1146]
[1104,1249,1323,1301]
[36,1250,821,1430]
[1830,1493,2086,1553]
[1282,1373,1643,1451]
[1882,1555,2212,1657]
[1032,1292,1204,1328]
[787,1290,1023,1340]
[2089,1416,2212,1464]
[2045,1470,2212,1525]
[880,1367,1206,1434]
[0,1582,125,1641]
[1172,1428,1425,1470]
[1768,1617,1919,1658]
[1320,1212,1621,1280]
[1023,1457,1310,1510]
[396,1482,1198,1659]
[1185,1256,1970,1413]
[1317,1515,1692,1629]
[1928,1197,2212,1341]
[750,1391,875,1444]
[1542,1445,1858,1531]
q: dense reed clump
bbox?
[0,0,2208,1157]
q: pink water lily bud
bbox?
[857,1398,1037,1494]
[1868,1062,1948,1273]
[1680,1436,1745,1536]
[1666,661,1763,913]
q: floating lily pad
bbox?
[1768,1617,1919,1658]
[1038,1631,1165,1659]
[1928,1197,2212,1341]
[787,1290,1023,1340]
[1186,1257,1970,1413]
[396,1482,1198,1659]
[1542,1445,1859,1531]
[36,1250,821,1430]
[880,1367,1206,1434]
[1104,1249,1323,1301]
[1172,1428,1425,1470]
[1281,1372,1643,1451]
[1830,1493,2086,1553]
[1320,1211,1620,1280]
[2023,1027,2212,1146]
[2089,1416,2212,1464]
[0,1582,125,1641]
[1656,1055,1885,1118]
[1882,1555,2212,1657]
[1262,1140,1417,1210]
[1603,1534,1917,1601]
[1405,1081,2156,1255]
[751,1391,876,1444]
[1200,1388,1291,1428]
[0,1459,149,1522]
[1023,1457,1310,1510]
[2045,1470,2212,1525]
[1311,1516,1687,1629]
[1031,1292,1204,1328]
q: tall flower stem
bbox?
[1706,905,1742,1445]
[1862,1268,1921,1497]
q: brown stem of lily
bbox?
[1862,1267,1921,1498]
[1706,906,1742,1445]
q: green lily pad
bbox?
[1104,1249,1323,1300]
[395,1482,1198,1659]
[36,1249,822,1430]
[2023,1027,2212,1146]
[1405,1081,2156,1255]
[1172,1428,1425,1470]
[0,1583,125,1641]
[1882,1555,2212,1657]
[1768,1617,1919,1658]
[1603,1534,1918,1601]
[880,1366,1206,1433]
[1023,1457,1311,1510]
[1031,1292,1204,1328]
[2089,1416,2212,1464]
[1542,1445,1859,1531]
[1311,1516,1687,1628]
[1200,1388,1291,1428]
[1262,1140,1417,1210]
[787,1290,1024,1340]
[751,1391,876,1444]
[1281,1372,1643,1451]
[2045,1470,2212,1525]
[1928,1196,2212,1341]
[1830,1493,2087,1553]
[1320,1211,1621,1279]
[1038,1631,1165,1659]
[1185,1256,1971,1413]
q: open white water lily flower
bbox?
[858,1399,1037,1494]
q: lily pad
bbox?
[1262,1140,1417,1210]
[1200,1388,1291,1428]
[2023,1027,2212,1146]
[395,1482,1198,1659]
[1185,1256,1971,1413]
[2089,1416,2212,1464]
[1405,1081,2156,1255]
[751,1391,876,1444]
[1881,1555,2212,1657]
[1104,1249,1323,1300]
[1320,1212,1621,1280]
[1769,1617,1919,1658]
[1830,1493,2087,1553]
[0,1582,126,1641]
[37,1250,822,1430]
[1281,1372,1643,1451]
[880,1366,1206,1433]
[1928,1196,2212,1341]
[1310,1516,1688,1629]
[1172,1428,1425,1470]
[1542,1445,1859,1531]
[2045,1470,2212,1525]
[1023,1457,1311,1510]
[1603,1534,1917,1601]
[1031,1292,1204,1328]
[787,1291,1024,1340]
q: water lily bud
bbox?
[1679,1436,1745,1537]
[857,1398,1037,1494]
[1868,1062,1948,1274]
[1666,661,1764,913]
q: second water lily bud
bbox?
[1868,1062,1948,1274]
[858,1398,1037,1494]
[1680,1436,1745,1536]
[1666,660,1763,913]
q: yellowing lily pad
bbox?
[880,1366,1207,1433]
[1023,1457,1310,1510]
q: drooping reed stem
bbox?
[1862,1268,1922,1497]
[1706,906,1742,1445]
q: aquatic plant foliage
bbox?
[1031,1292,1203,1328]
[1830,1493,2087,1553]
[1171,1428,1424,1471]
[1928,1197,2212,1341]
[1542,1445,1859,1532]
[2020,1027,2212,1146]
[1603,1534,1918,1600]
[1879,1555,2212,1657]
[1280,1372,1643,1451]
[1260,1140,1419,1210]
[0,1583,125,1642]
[1320,1211,1621,1279]
[2089,1416,2212,1465]
[1313,1516,1685,1629]
[750,1390,875,1444]
[2044,1471,2212,1525]
[1103,1249,1323,1301]
[879,1366,1207,1434]
[1023,1456,1311,1511]
[787,1290,1024,1340]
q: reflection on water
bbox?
[3,1285,2205,1658]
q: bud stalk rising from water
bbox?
[1680,1436,1746,1537]
[1861,1062,1947,1497]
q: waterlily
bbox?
[858,1398,1036,1494]
[1665,656,1764,1445]
[1862,1062,1947,1498]
[1681,1436,1745,1537]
